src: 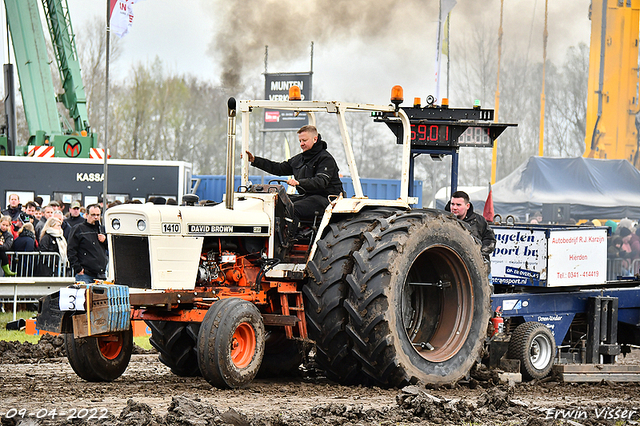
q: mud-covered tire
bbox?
[197,298,265,389]
[257,330,305,378]
[146,321,201,377]
[64,328,133,382]
[344,209,491,387]
[507,322,556,380]
[304,208,402,384]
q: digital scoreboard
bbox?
[375,106,515,149]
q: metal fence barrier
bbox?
[5,251,73,278]
[0,252,76,321]
[607,257,640,280]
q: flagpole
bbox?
[538,0,548,157]
[435,0,442,102]
[446,12,451,99]
[103,0,110,212]
[435,1,456,103]
[491,0,504,185]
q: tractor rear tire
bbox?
[64,328,133,382]
[146,321,201,377]
[507,322,556,380]
[304,208,401,384]
[344,209,491,387]
[197,298,265,389]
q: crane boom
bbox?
[4,0,61,137]
[1,0,97,158]
[41,0,90,134]
[584,0,640,168]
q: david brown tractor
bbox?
[38,87,505,388]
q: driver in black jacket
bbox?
[245,125,344,221]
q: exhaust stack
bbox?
[225,97,237,210]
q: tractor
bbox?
[37,87,494,388]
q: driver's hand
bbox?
[245,151,255,163]
[287,178,299,186]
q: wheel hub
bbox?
[97,334,124,360]
[402,245,474,363]
[530,334,552,369]
[230,322,256,369]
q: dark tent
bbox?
[491,157,640,222]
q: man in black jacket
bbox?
[1,193,22,221]
[245,125,344,221]
[447,191,496,260]
[67,204,108,283]
[65,200,85,228]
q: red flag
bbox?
[483,186,494,222]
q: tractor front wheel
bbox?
[197,298,265,389]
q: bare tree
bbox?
[545,43,589,157]
[451,23,498,107]
[76,17,123,142]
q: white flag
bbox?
[434,0,456,102]
[110,0,144,38]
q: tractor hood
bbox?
[105,197,271,237]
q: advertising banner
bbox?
[491,226,608,287]
[264,72,312,130]
[491,228,548,286]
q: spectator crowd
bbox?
[0,194,97,280]
[604,218,640,278]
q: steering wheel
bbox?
[269,179,306,195]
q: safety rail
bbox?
[607,257,640,281]
[5,251,73,278]
[0,252,76,322]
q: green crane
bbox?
[0,0,97,158]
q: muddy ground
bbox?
[0,336,639,425]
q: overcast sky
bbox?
[11,0,593,106]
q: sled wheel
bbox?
[64,327,133,382]
[508,322,556,380]
[146,320,201,376]
[197,298,265,389]
[345,209,491,387]
[304,208,402,384]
